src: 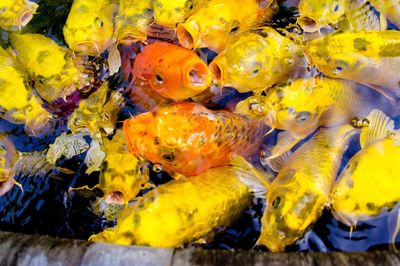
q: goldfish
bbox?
[306,30,400,100]
[297,0,384,34]
[63,0,118,55]
[96,129,150,205]
[209,27,308,93]
[0,46,53,136]
[10,33,89,103]
[258,125,357,252]
[0,0,38,31]
[132,42,211,101]
[369,0,400,29]
[237,77,398,158]
[0,134,18,196]
[115,0,153,44]
[153,0,206,27]
[176,0,277,52]
[331,110,400,229]
[68,82,125,140]
[90,156,266,247]
[123,102,265,177]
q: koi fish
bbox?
[0,0,38,31]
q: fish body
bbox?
[0,0,38,31]
[99,130,149,205]
[369,0,400,28]
[250,77,396,140]
[258,125,357,252]
[68,82,125,140]
[153,0,207,27]
[297,0,383,34]
[132,42,211,101]
[331,137,400,226]
[63,0,118,55]
[306,31,400,99]
[10,33,85,103]
[176,0,277,52]
[90,162,254,247]
[209,27,308,93]
[115,0,153,44]
[0,46,52,135]
[0,134,18,196]
[123,102,265,176]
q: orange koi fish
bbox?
[132,42,211,101]
[123,102,265,177]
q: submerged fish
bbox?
[90,156,265,247]
[10,33,89,103]
[0,0,38,31]
[68,82,125,140]
[115,0,153,44]
[0,134,18,196]
[306,30,400,100]
[297,0,384,34]
[63,0,118,55]
[176,0,277,52]
[258,125,357,252]
[331,110,400,229]
[0,46,52,135]
[132,42,211,101]
[237,77,398,157]
[209,27,308,93]
[153,0,206,27]
[123,102,265,177]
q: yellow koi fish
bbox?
[0,0,38,31]
[258,125,357,252]
[306,30,400,100]
[63,0,118,55]
[176,0,277,52]
[209,27,308,93]
[10,33,88,103]
[90,156,267,247]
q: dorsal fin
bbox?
[359,109,394,148]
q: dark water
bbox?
[0,0,399,253]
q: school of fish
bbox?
[0,0,400,252]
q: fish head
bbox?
[0,0,38,30]
[63,2,117,55]
[297,0,347,33]
[209,33,271,93]
[264,80,322,138]
[16,1,38,28]
[258,169,322,251]
[153,0,203,27]
[134,43,211,100]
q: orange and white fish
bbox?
[123,102,265,177]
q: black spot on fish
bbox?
[366,202,375,210]
[353,38,370,52]
[37,50,50,64]
[346,178,353,188]
[134,213,141,227]
[154,137,160,145]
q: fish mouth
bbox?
[18,10,34,27]
[297,17,318,33]
[116,29,147,45]
[176,21,199,49]
[184,61,211,91]
[71,41,101,55]
[209,61,225,86]
[104,190,128,205]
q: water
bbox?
[0,0,399,252]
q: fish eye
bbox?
[155,74,164,85]
[152,163,163,173]
[333,5,339,12]
[272,196,282,209]
[295,111,311,123]
[230,25,240,34]
[276,215,284,223]
[95,17,104,28]
[250,63,262,76]
[185,0,194,10]
[162,153,175,162]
